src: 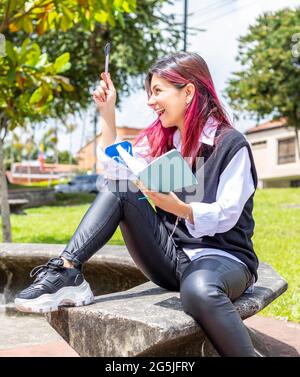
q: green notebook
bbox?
[116,145,198,193]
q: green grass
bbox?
[252,188,300,322]
[0,188,299,322]
[3,202,124,245]
[53,192,98,206]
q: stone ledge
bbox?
[8,189,56,208]
[46,263,288,357]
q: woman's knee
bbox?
[180,275,223,316]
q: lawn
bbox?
[252,188,300,322]
[1,193,124,245]
[1,188,299,322]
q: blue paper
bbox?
[105,141,133,164]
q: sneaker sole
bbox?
[14,280,94,313]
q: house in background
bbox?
[245,118,300,188]
[77,126,142,173]
[7,161,79,185]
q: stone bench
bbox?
[46,263,287,357]
[0,199,29,215]
[0,243,288,356]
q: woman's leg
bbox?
[16,179,181,312]
[179,255,256,357]
[60,178,180,291]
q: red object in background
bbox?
[38,146,45,171]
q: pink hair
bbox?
[133,52,233,168]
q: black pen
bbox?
[104,42,110,76]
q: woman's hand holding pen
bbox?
[136,181,194,224]
[92,72,116,115]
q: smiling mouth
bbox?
[156,109,165,116]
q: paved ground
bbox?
[0,340,79,357]
[0,305,78,357]
[0,304,299,357]
[244,316,300,357]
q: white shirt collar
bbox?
[173,116,218,149]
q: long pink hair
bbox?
[133,52,233,167]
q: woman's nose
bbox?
[147,94,156,107]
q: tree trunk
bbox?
[69,132,72,166]
[0,137,12,242]
[295,127,300,161]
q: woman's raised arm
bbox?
[93,72,117,150]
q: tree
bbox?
[4,132,24,170]
[225,7,300,157]
[0,0,136,241]
[65,121,77,165]
[8,0,183,116]
[40,126,58,161]
[57,150,78,165]
[22,0,183,172]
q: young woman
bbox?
[15,52,258,357]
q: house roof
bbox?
[245,118,287,135]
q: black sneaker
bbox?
[14,257,94,313]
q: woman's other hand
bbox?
[137,181,193,221]
[92,72,116,114]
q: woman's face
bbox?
[147,74,193,131]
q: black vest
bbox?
[155,126,259,281]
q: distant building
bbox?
[7,161,79,185]
[77,126,142,173]
[245,118,300,188]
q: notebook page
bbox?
[116,145,147,176]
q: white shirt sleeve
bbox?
[185,146,255,238]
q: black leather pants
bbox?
[60,179,256,357]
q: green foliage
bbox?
[0,0,137,133]
[0,36,74,131]
[225,7,300,129]
[57,150,78,164]
[0,0,137,35]
[16,0,183,116]
[0,0,182,138]
[0,0,136,241]
[3,132,24,169]
[45,149,78,164]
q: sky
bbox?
[39,0,300,155]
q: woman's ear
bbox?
[185,83,195,104]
